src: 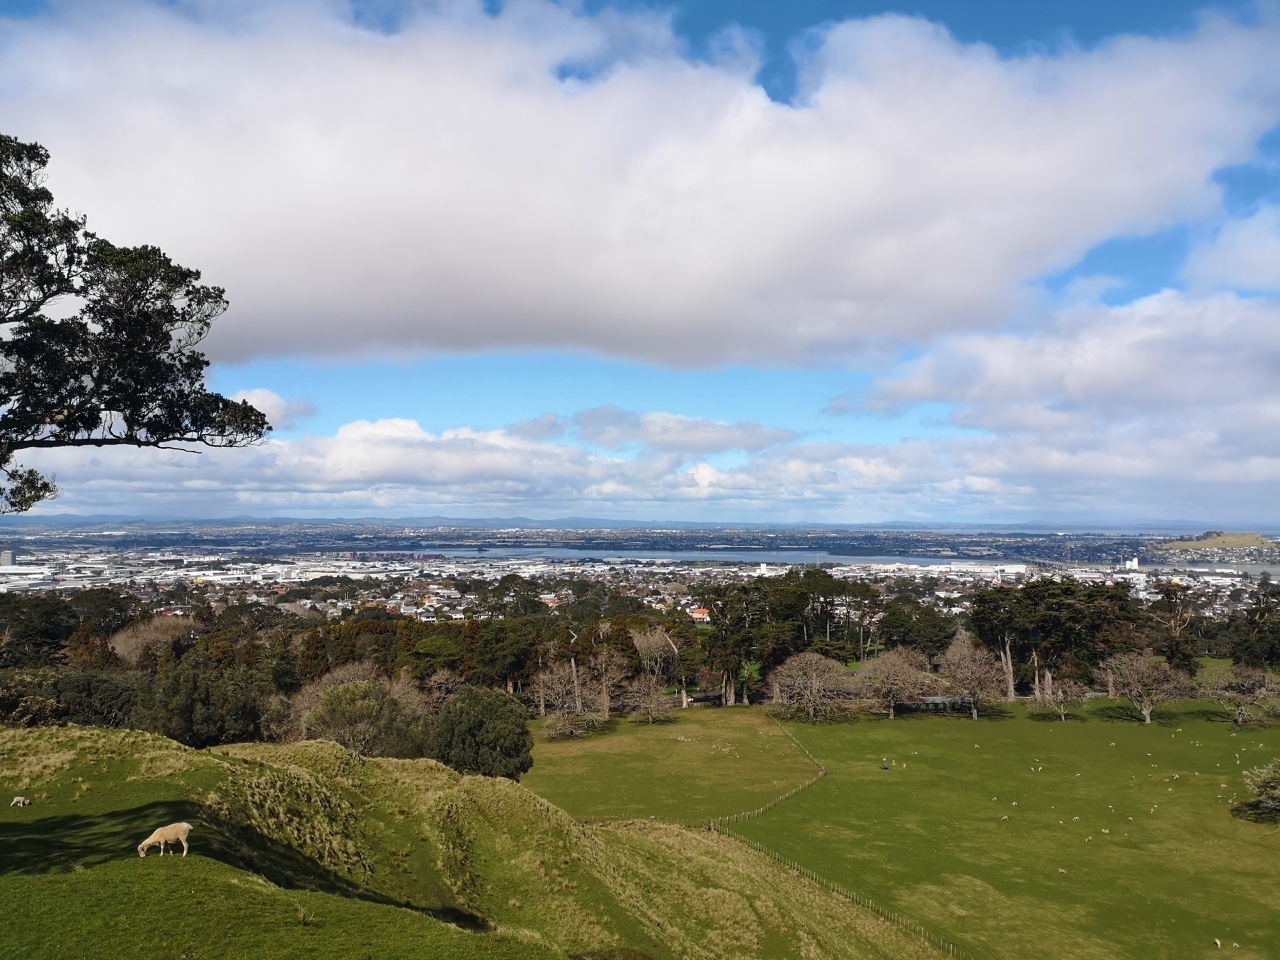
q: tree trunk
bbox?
[1044,668,1054,703]
[1002,637,1016,700]
[680,678,688,709]
[971,703,979,720]
[570,656,581,712]
[539,684,546,717]
[1032,651,1041,703]
[1141,703,1153,724]
[888,702,895,720]
[506,676,514,695]
[1106,670,1115,699]
[602,679,610,719]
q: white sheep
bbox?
[137,822,192,858]
[10,796,30,807]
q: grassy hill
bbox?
[1156,533,1273,550]
[0,725,940,960]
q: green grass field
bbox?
[0,725,941,960]
[522,703,1280,960]
[523,708,820,822]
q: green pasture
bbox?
[1,857,550,960]
[522,707,820,822]
[522,702,1280,960]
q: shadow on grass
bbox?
[1092,703,1147,724]
[1027,709,1087,723]
[0,801,487,931]
[1231,800,1280,825]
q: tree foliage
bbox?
[0,133,268,511]
[425,685,534,781]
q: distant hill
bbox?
[1155,532,1275,550]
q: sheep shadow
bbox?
[0,800,487,931]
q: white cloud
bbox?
[20,299,1280,522]
[1184,204,1280,292]
[1,2,1278,364]
[230,388,316,430]
[505,413,568,441]
[572,406,796,452]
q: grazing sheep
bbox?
[137,822,192,858]
[1058,869,1067,875]
[10,796,30,807]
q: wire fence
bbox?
[577,716,981,960]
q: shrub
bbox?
[304,680,430,758]
[1244,759,1280,812]
[135,647,274,747]
[425,685,534,780]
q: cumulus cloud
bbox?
[572,406,796,452]
[846,291,1280,514]
[2,2,1279,364]
[21,299,1280,522]
[230,388,316,430]
[1184,204,1280,292]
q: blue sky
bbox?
[3,0,1280,522]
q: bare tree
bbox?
[632,626,676,681]
[1099,652,1189,724]
[938,635,1003,720]
[769,651,853,722]
[590,648,630,720]
[858,648,934,719]
[621,672,676,724]
[1197,662,1272,727]
[1046,677,1087,721]
[537,661,602,739]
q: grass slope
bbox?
[1,726,940,960]
[522,709,818,822]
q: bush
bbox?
[425,685,534,780]
[303,680,431,758]
[1244,759,1280,812]
[135,647,274,747]
[52,671,145,727]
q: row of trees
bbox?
[4,567,1279,767]
[764,639,1275,726]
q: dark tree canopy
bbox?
[0,133,268,511]
[425,685,534,781]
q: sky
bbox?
[2,0,1280,524]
